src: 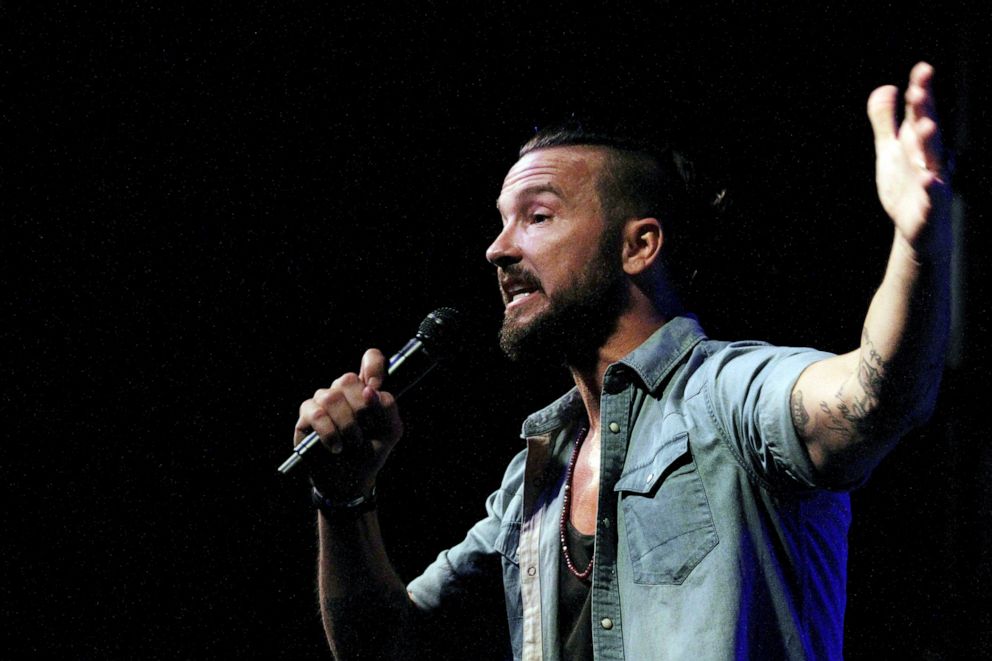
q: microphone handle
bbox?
[276,339,437,475]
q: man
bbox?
[293,62,949,659]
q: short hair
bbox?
[518,123,710,308]
[518,124,695,236]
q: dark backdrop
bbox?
[6,2,990,658]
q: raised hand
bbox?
[866,61,951,261]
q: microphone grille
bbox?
[415,307,462,356]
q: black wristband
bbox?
[311,484,378,517]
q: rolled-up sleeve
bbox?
[406,449,526,658]
[700,342,835,490]
[407,485,508,610]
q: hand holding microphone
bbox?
[279,308,461,499]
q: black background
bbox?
[5,1,991,658]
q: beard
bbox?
[498,232,628,367]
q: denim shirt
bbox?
[408,317,850,660]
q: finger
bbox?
[333,371,371,417]
[296,399,338,447]
[903,64,924,124]
[909,61,935,87]
[314,378,365,453]
[359,348,388,390]
[906,82,937,127]
[344,384,403,452]
[906,65,944,174]
[867,85,899,144]
[906,70,937,146]
[371,388,404,448]
[915,115,943,162]
[908,61,936,112]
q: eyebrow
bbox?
[495,183,565,212]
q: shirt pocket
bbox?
[614,432,719,585]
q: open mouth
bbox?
[506,285,538,304]
[499,268,543,309]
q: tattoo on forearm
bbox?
[815,326,942,442]
[815,328,887,439]
[858,326,886,397]
[791,389,810,433]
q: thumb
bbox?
[359,348,388,390]
[867,84,899,145]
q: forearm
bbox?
[861,232,950,416]
[796,231,950,481]
[317,510,417,660]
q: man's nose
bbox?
[486,224,522,269]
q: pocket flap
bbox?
[614,432,689,495]
[494,520,521,566]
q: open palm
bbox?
[867,62,951,261]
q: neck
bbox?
[569,296,668,430]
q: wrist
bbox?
[311,483,378,517]
[893,219,952,267]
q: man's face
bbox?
[487,146,627,364]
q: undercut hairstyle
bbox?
[519,123,720,310]
[519,126,695,238]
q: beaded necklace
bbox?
[559,423,594,581]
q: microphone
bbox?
[277,307,462,475]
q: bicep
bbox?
[790,349,867,480]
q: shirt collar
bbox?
[519,315,708,438]
[615,314,707,392]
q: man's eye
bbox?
[532,214,550,223]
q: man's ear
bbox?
[621,217,663,276]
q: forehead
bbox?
[498,146,607,209]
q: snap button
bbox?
[527,566,536,576]
[602,517,610,528]
[601,617,614,630]
[608,422,620,433]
